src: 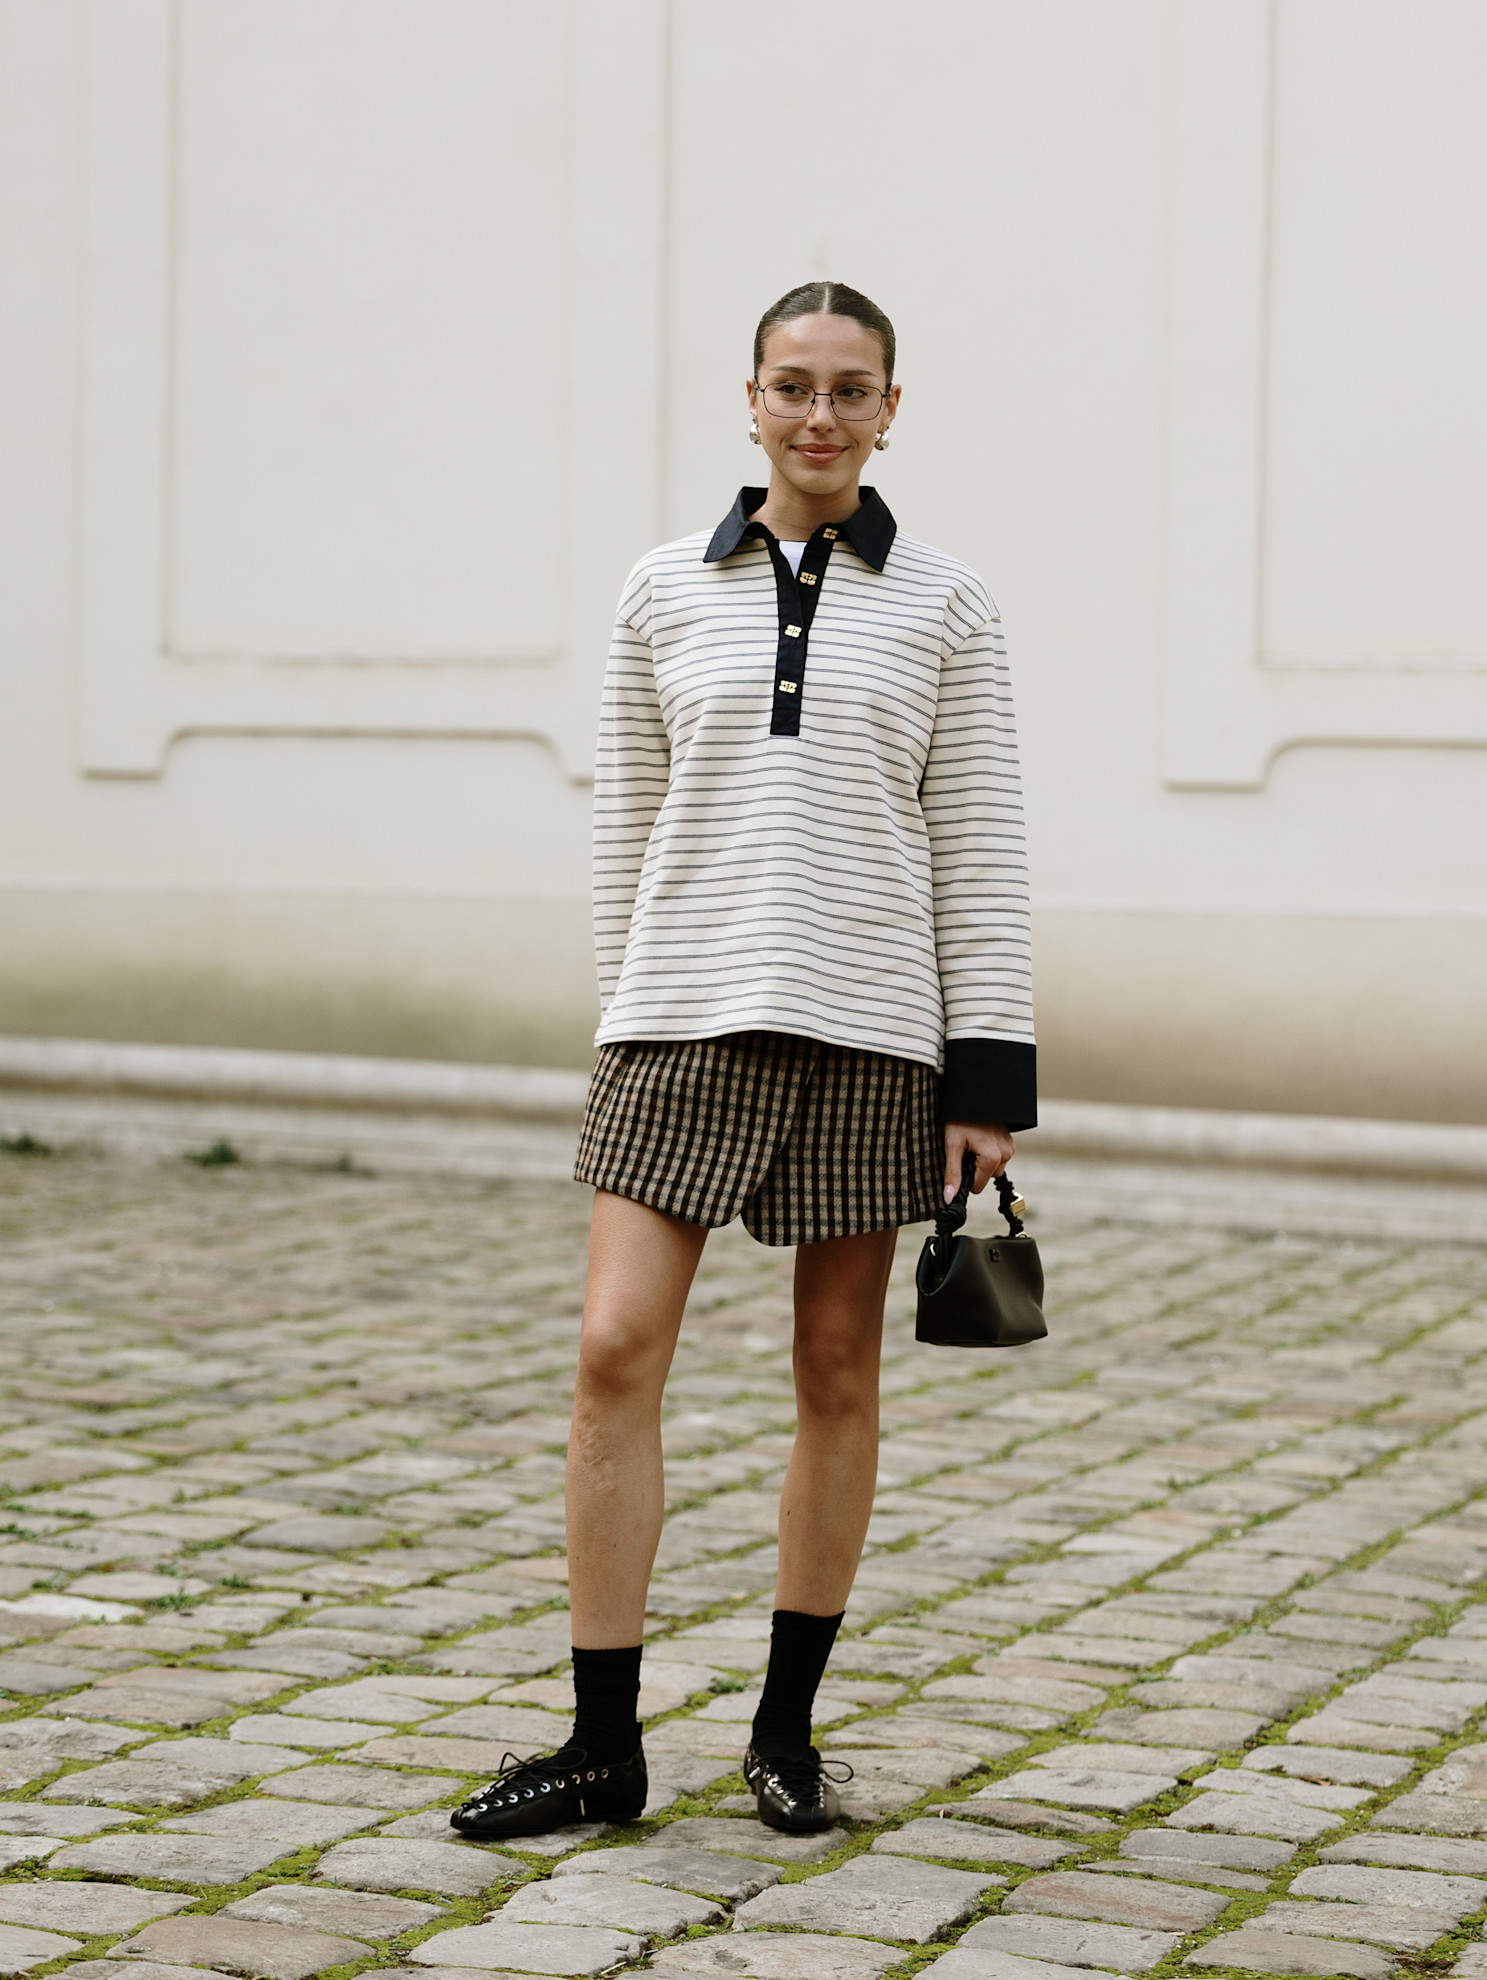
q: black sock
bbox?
[750,1608,845,1756]
[570,1644,643,1762]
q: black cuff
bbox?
[939,1038,1037,1131]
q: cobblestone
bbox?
[959,1912,1183,1970]
[1319,1830,1487,1873]
[1002,1867,1232,1932]
[0,1884,195,1934]
[1258,1900,1460,1951]
[1166,1789,1350,1842]
[403,1920,640,1973]
[733,1853,995,1940]
[637,1813,843,1862]
[1121,1827,1297,1871]
[1290,1861,1487,1911]
[649,1931,902,1975]
[110,1916,372,1979]
[1184,1924,1396,1977]
[49,1836,296,1882]
[0,1813,131,1837]
[0,1922,81,1971]
[1375,1792,1487,1834]
[259,1763,455,1809]
[220,1885,446,1937]
[0,1157,1485,1976]
[498,1871,721,1934]
[925,1953,1116,1980]
[870,1816,1041,1867]
[159,1801,388,1845]
[314,1839,525,1897]
[63,1963,237,1980]
[549,1842,778,1900]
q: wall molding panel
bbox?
[77,0,667,781]
[1161,0,1487,790]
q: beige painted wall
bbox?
[0,886,599,1070]
[4,891,1484,1125]
[1,1,1483,1119]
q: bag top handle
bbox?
[934,1149,1027,1244]
[994,1170,1027,1238]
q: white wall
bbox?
[2,0,1484,1118]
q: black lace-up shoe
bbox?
[449,1743,647,1840]
[744,1741,851,1833]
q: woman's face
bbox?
[746,313,900,504]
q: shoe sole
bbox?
[450,1795,647,1840]
[754,1797,837,1834]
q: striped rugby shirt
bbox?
[592,486,1036,1128]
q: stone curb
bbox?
[5,1034,1487,1178]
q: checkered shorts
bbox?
[573,1031,942,1245]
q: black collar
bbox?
[703,486,897,572]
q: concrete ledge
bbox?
[4,1038,1486,1242]
[1023,1100,1487,1182]
[0,1088,580,1182]
[0,1034,590,1119]
[2,1034,1486,1181]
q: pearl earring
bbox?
[749,420,762,445]
[874,430,890,451]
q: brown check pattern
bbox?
[574,1030,942,1245]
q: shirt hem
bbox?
[594,1013,945,1073]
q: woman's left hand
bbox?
[943,1121,1013,1201]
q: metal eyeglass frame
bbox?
[753,381,889,422]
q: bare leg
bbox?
[566,1190,708,1647]
[775,1227,897,1613]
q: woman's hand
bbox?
[943,1121,1014,1202]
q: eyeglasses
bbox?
[756,380,888,422]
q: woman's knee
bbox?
[793,1329,879,1419]
[575,1310,670,1411]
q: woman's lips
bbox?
[796,445,843,462]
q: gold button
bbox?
[800,572,817,585]
[777,679,797,694]
[823,527,839,539]
[785,624,801,637]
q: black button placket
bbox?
[763,527,838,738]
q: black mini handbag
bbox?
[915,1149,1048,1348]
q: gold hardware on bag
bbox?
[1010,1195,1027,1219]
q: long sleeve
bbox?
[592,584,670,1014]
[919,598,1037,1129]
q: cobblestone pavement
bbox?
[2,1153,1487,1980]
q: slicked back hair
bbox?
[752,281,896,385]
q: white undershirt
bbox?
[778,541,808,578]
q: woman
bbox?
[453,280,1035,1839]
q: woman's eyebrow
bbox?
[763,363,881,380]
